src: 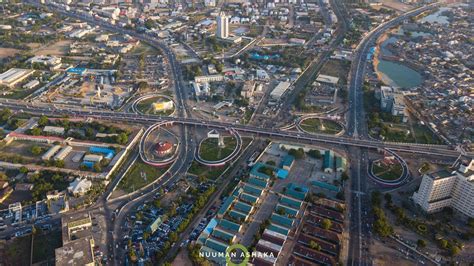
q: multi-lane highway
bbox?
[345,3,439,266]
[6,2,457,266]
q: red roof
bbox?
[155,142,172,152]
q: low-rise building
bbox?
[68,178,92,196]
[43,126,65,135]
[0,68,35,88]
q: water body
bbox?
[250,53,280,61]
[419,7,451,25]
[377,60,422,88]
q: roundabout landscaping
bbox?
[196,129,242,167]
[298,117,344,135]
[132,94,176,116]
[368,149,410,187]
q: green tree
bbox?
[449,245,461,256]
[309,240,321,251]
[19,166,28,174]
[31,145,42,155]
[93,163,102,172]
[417,239,426,248]
[38,115,48,126]
[321,218,332,230]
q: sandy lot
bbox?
[0,48,21,58]
[34,40,72,56]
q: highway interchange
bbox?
[2,1,464,265]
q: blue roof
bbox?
[240,193,258,204]
[243,184,263,196]
[280,195,303,209]
[248,177,268,188]
[229,210,247,221]
[219,219,241,232]
[89,147,115,159]
[280,155,295,168]
[270,213,294,228]
[81,161,95,168]
[276,204,299,216]
[205,237,228,252]
[323,150,334,170]
[211,228,235,242]
[284,183,308,200]
[268,224,289,235]
[277,169,289,179]
[218,196,235,216]
[249,162,272,180]
[234,201,252,213]
[66,67,87,75]
[312,180,340,192]
[203,218,218,235]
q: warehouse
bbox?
[0,68,35,88]
[54,146,73,161]
[270,81,291,103]
[42,145,62,161]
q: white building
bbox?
[412,156,474,218]
[379,86,407,120]
[43,126,65,135]
[28,55,62,66]
[68,178,92,197]
[83,154,103,163]
[0,68,35,88]
[216,12,229,39]
[42,145,62,161]
[270,81,291,101]
[54,146,73,161]
[204,0,216,7]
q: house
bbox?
[68,178,92,196]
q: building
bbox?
[216,12,229,39]
[23,79,40,90]
[0,68,35,88]
[43,126,65,135]
[28,55,61,66]
[379,86,407,121]
[316,74,339,86]
[56,213,94,266]
[68,178,92,196]
[55,236,95,266]
[194,75,224,83]
[270,81,291,102]
[54,146,73,161]
[152,100,174,112]
[155,142,173,156]
[412,156,474,218]
[241,81,256,99]
[42,145,62,161]
[323,150,334,173]
[83,154,103,163]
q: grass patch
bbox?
[372,162,403,181]
[199,136,237,162]
[300,118,342,135]
[32,229,62,264]
[136,96,174,116]
[118,159,168,192]
[319,60,351,85]
[188,161,226,180]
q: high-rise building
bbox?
[216,12,229,39]
[412,156,474,218]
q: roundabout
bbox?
[368,149,410,187]
[195,129,242,167]
[132,94,176,116]
[297,116,345,136]
[139,121,180,167]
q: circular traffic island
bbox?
[371,160,403,181]
[135,95,175,116]
[199,136,237,162]
[299,117,344,135]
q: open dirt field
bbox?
[34,40,72,56]
[0,48,22,58]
